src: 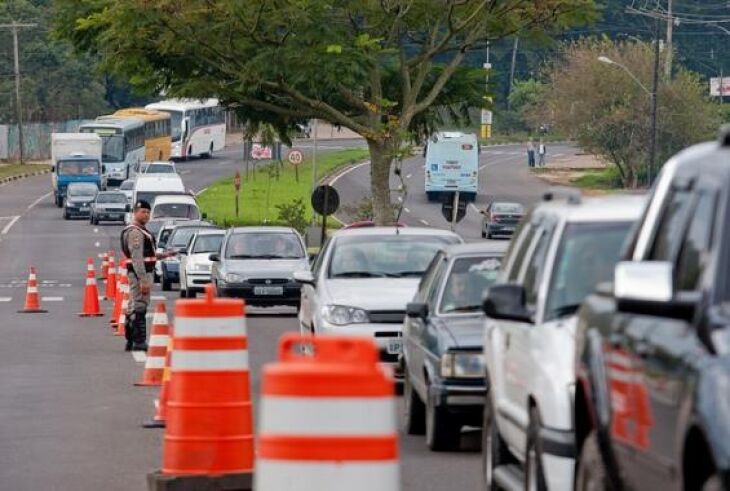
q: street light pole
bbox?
[649,18,660,186]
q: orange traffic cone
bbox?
[104,255,116,301]
[110,263,127,327]
[99,252,109,280]
[18,266,47,313]
[149,284,253,488]
[135,303,170,386]
[144,326,173,429]
[79,258,104,317]
[114,289,129,336]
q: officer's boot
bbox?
[131,307,148,352]
[124,312,134,351]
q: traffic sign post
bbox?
[441,191,467,230]
[287,149,303,182]
[234,170,241,218]
[311,185,340,246]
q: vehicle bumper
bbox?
[65,207,92,217]
[317,322,404,378]
[542,453,575,491]
[485,224,517,236]
[430,380,486,426]
[186,273,212,291]
[217,283,302,306]
[95,211,126,222]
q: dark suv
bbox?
[575,128,730,490]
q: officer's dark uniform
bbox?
[120,201,157,351]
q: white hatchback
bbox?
[179,229,225,298]
[294,227,462,378]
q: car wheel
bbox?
[482,392,512,490]
[153,272,160,284]
[161,277,171,291]
[482,231,487,239]
[63,210,69,220]
[575,430,607,491]
[703,476,722,491]
[179,289,187,298]
[403,373,426,435]
[525,406,548,491]
[187,290,196,299]
[89,216,94,224]
[425,384,460,451]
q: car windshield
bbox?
[328,234,459,278]
[545,222,632,321]
[439,255,502,314]
[158,228,174,248]
[57,160,99,176]
[493,203,523,214]
[153,203,200,219]
[144,164,175,173]
[225,232,304,259]
[96,193,126,203]
[67,184,98,197]
[170,227,212,248]
[192,234,224,254]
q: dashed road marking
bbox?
[419,219,429,226]
[131,351,147,363]
[406,174,412,179]
[404,207,410,213]
[41,297,64,302]
[0,297,11,302]
[27,192,51,210]
[194,187,208,196]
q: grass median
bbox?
[197,148,369,228]
[0,163,51,180]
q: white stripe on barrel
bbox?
[149,334,169,347]
[171,350,249,371]
[174,316,247,338]
[144,357,167,369]
[86,278,96,286]
[152,311,169,325]
[256,461,399,491]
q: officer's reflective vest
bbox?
[121,224,157,273]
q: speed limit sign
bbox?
[287,149,304,166]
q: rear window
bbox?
[97,193,126,203]
[493,203,524,214]
[144,164,175,174]
[439,255,502,314]
[153,203,200,220]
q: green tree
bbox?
[55,0,595,224]
[535,39,720,188]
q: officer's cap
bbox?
[134,200,152,211]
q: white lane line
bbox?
[406,174,412,179]
[1,216,20,235]
[397,196,403,202]
[0,297,11,302]
[27,192,51,210]
[419,219,429,226]
[328,160,370,186]
[404,207,410,213]
[194,187,208,196]
[469,204,482,214]
[131,351,147,363]
[179,170,191,175]
[41,296,64,302]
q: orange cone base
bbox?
[135,378,162,387]
[17,308,48,313]
[147,470,252,491]
[79,312,105,317]
[143,417,166,429]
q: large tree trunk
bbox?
[368,139,395,226]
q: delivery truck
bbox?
[51,133,105,207]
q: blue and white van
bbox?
[424,132,479,202]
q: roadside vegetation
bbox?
[197,149,368,230]
[0,163,51,180]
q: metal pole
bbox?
[311,119,319,222]
[649,18,660,187]
[664,0,673,80]
[508,37,519,110]
[450,191,459,231]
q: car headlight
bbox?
[225,273,244,283]
[321,305,369,326]
[440,352,484,379]
[191,263,210,272]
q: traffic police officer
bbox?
[120,200,175,351]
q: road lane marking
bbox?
[27,192,51,210]
[406,174,412,179]
[1,216,20,235]
[0,297,11,302]
[131,352,147,363]
[179,170,191,175]
[194,187,208,196]
[41,297,64,302]
[419,219,429,226]
[469,204,482,214]
[328,161,370,186]
[404,207,410,213]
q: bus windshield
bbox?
[166,110,183,142]
[101,135,125,163]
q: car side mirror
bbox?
[209,253,220,262]
[308,252,318,265]
[483,284,532,323]
[102,165,106,173]
[406,302,429,319]
[614,261,697,320]
[51,165,55,172]
[293,270,315,285]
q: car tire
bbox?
[425,384,460,451]
[55,195,63,208]
[404,373,426,435]
[525,406,548,491]
[63,210,69,220]
[482,392,512,490]
[575,430,608,491]
[482,231,487,239]
[187,290,196,299]
[703,476,722,491]
[162,277,171,291]
[179,289,187,298]
[153,272,160,284]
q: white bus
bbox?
[79,118,146,186]
[145,99,226,160]
[424,131,480,202]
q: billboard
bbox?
[710,77,730,97]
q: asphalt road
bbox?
[331,142,577,240]
[0,140,561,490]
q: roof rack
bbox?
[542,186,582,205]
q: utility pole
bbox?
[649,17,660,186]
[664,0,673,79]
[480,42,492,139]
[507,37,519,110]
[0,21,36,165]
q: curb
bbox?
[0,168,51,186]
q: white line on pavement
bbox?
[27,192,51,210]
[179,170,191,175]
[0,297,11,302]
[328,160,370,187]
[419,219,430,226]
[41,297,64,302]
[1,216,20,235]
[469,204,481,214]
[131,352,147,363]
[406,174,412,179]
[194,187,208,196]
[404,207,410,213]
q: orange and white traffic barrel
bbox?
[162,284,253,477]
[104,255,116,301]
[135,303,170,386]
[256,334,400,491]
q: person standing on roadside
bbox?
[120,200,176,351]
[526,139,536,168]
[538,139,547,167]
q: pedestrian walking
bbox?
[120,200,175,351]
[526,139,536,168]
[538,139,547,167]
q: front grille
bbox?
[368,311,406,323]
[248,278,289,285]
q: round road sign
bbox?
[287,149,304,166]
[311,185,340,216]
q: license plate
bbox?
[253,286,283,296]
[387,339,402,355]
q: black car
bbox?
[89,191,129,224]
[159,221,218,290]
[575,129,730,490]
[63,182,98,219]
[403,242,506,451]
[480,202,524,239]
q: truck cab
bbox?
[51,133,105,207]
[575,127,730,491]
